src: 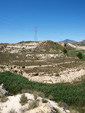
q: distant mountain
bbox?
[79,40,85,45]
[60,39,77,43]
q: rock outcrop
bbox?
[0,83,8,96]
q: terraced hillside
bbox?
[0,40,85,113]
[0,40,85,84]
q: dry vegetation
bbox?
[0,40,85,112]
[0,40,85,84]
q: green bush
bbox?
[77,52,83,59]
[63,48,67,54]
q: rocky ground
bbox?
[0,40,85,113]
[0,40,85,84]
[0,84,70,113]
[0,62,85,84]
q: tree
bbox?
[77,52,83,59]
[63,48,67,54]
[64,43,67,47]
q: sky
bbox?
[0,0,85,43]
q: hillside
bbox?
[0,40,64,53]
[35,40,64,53]
[79,40,85,45]
[0,40,85,112]
[0,40,85,84]
[0,71,85,113]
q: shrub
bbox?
[42,98,48,103]
[14,70,17,73]
[37,92,44,98]
[34,73,39,76]
[28,100,38,109]
[77,52,83,59]
[8,109,16,113]
[11,67,12,69]
[0,66,4,69]
[58,101,63,107]
[63,48,67,54]
[64,43,67,47]
[0,95,8,102]
[22,66,25,68]
[19,94,28,105]
[48,95,53,100]
[31,90,44,98]
[56,109,59,113]
[32,91,38,100]
[14,66,16,68]
[55,73,60,77]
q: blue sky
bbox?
[0,0,85,43]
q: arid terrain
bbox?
[0,40,85,113]
[0,40,85,83]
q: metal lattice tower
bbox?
[35,26,37,41]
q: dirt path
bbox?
[68,43,85,50]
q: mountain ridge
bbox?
[60,39,77,43]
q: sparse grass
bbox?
[35,40,64,53]
[59,61,82,68]
[69,50,85,60]
[19,94,28,105]
[56,109,60,113]
[8,109,16,113]
[58,101,63,107]
[69,106,85,113]
[48,95,54,100]
[42,98,48,103]
[0,95,8,102]
[33,91,38,100]
[82,54,85,60]
[28,100,38,110]
[31,91,44,98]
